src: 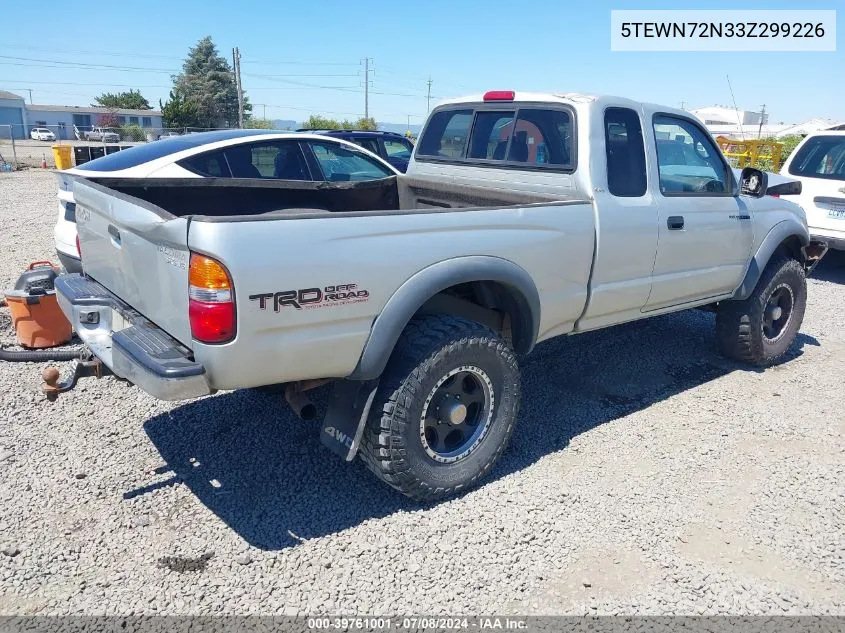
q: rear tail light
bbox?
[188,253,235,344]
[769,193,780,198]
[75,234,81,258]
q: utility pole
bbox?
[426,77,433,113]
[679,100,686,110]
[757,104,766,139]
[362,57,371,119]
[27,89,32,104]
[233,47,244,128]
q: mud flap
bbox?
[320,379,379,461]
[803,240,829,276]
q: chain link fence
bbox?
[0,124,234,169]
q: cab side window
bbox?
[383,138,413,160]
[653,115,729,195]
[179,150,231,177]
[307,141,394,181]
[604,107,647,197]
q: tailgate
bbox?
[73,179,193,346]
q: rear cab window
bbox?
[416,103,575,171]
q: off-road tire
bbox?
[716,256,806,365]
[359,314,521,501]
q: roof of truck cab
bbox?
[435,92,689,118]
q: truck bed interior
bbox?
[84,175,580,220]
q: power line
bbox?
[4,43,364,67]
[0,79,172,88]
[3,43,185,60]
[243,58,359,66]
[0,55,175,73]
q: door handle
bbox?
[667,216,685,230]
[107,224,121,247]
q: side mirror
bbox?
[740,167,768,198]
[766,180,802,197]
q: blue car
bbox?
[299,129,414,172]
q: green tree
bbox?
[159,90,202,130]
[172,36,250,128]
[755,135,805,171]
[93,89,150,110]
[303,114,343,130]
[303,115,378,130]
[354,117,377,131]
[244,118,274,129]
[778,135,804,162]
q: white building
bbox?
[0,90,163,140]
[691,106,767,128]
[690,105,845,139]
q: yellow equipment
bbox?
[716,136,784,172]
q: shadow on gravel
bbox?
[810,248,845,284]
[138,308,818,550]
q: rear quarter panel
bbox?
[189,203,595,390]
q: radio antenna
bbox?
[726,74,745,139]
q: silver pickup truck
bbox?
[52,91,827,500]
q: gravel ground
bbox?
[0,169,844,616]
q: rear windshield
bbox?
[417,104,575,170]
[74,129,281,172]
[788,135,845,181]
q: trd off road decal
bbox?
[249,283,370,311]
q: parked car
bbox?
[82,127,120,143]
[52,129,399,272]
[779,130,845,250]
[158,131,181,140]
[299,129,414,172]
[30,128,55,141]
[53,91,826,501]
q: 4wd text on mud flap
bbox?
[324,426,353,449]
[250,284,369,311]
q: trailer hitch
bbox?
[42,355,110,401]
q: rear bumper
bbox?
[55,274,211,401]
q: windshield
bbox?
[75,129,281,172]
[788,136,845,181]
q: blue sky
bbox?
[1,0,840,125]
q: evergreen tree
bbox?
[172,36,250,128]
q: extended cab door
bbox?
[577,106,659,330]
[644,113,753,311]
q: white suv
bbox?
[780,130,845,250]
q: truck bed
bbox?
[71,175,595,390]
[83,175,578,218]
